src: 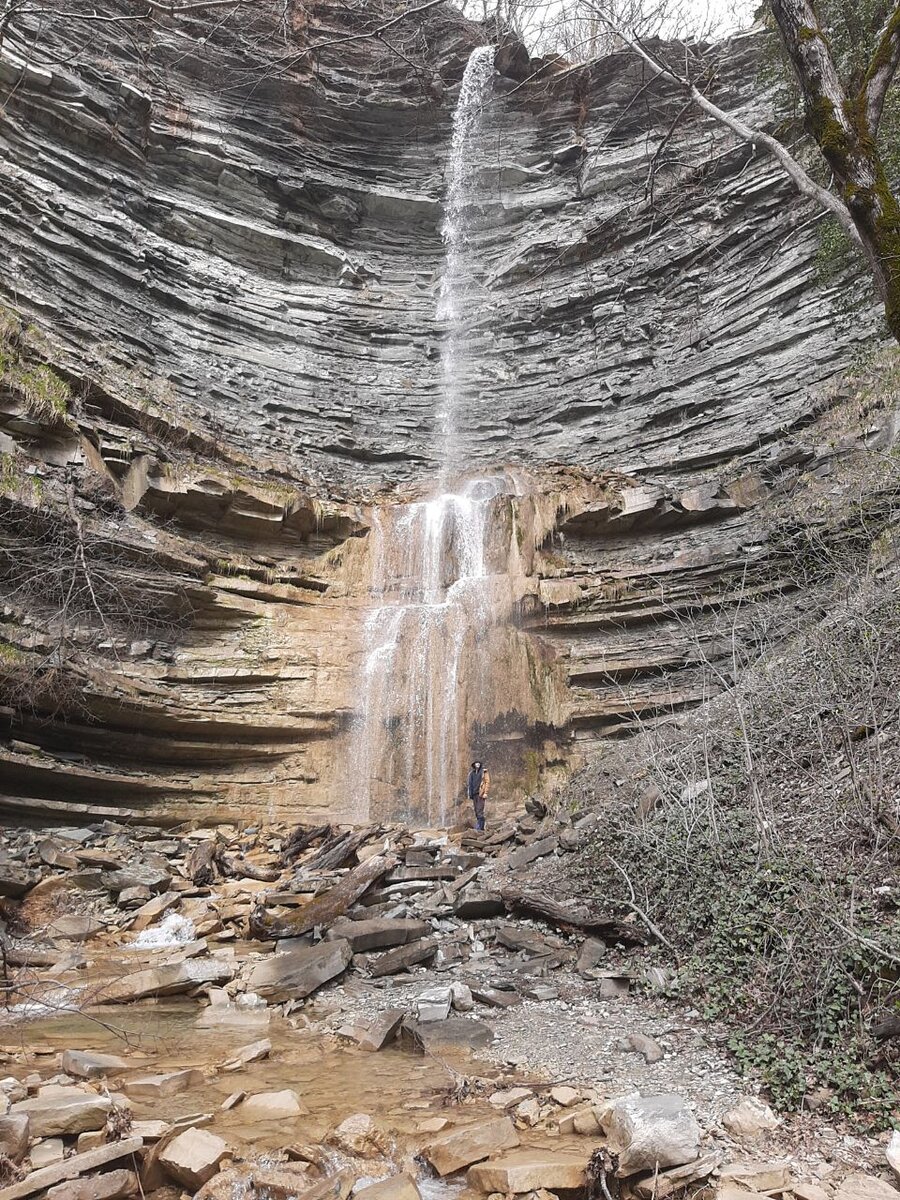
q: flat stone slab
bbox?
[158,1128,228,1189]
[100,958,235,1003]
[325,917,429,953]
[354,1177,420,1200]
[243,938,352,1002]
[12,1087,112,1137]
[46,1168,138,1200]
[424,1116,519,1175]
[453,890,505,919]
[61,1051,127,1080]
[0,1136,143,1200]
[469,1148,595,1193]
[367,938,437,978]
[504,837,558,871]
[834,1175,900,1200]
[239,1090,306,1120]
[404,1016,494,1054]
[124,1069,205,1100]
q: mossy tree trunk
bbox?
[769,0,900,340]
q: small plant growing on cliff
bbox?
[16,364,71,423]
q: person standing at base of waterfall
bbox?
[468,761,490,831]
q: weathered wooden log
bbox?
[499,884,649,945]
[302,826,379,873]
[220,856,280,883]
[283,824,332,864]
[184,840,221,886]
[249,854,396,941]
[870,1015,900,1039]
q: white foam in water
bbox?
[131,912,196,948]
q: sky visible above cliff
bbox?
[461,0,759,51]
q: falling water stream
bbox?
[355,47,507,826]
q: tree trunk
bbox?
[769,0,900,340]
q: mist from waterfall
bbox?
[354,47,503,826]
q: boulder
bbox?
[791,1184,832,1200]
[721,1097,780,1141]
[356,1009,404,1052]
[622,1033,665,1064]
[158,1128,228,1189]
[12,1087,112,1137]
[325,918,429,953]
[61,1051,127,1080]
[329,1113,388,1157]
[130,892,180,932]
[424,1116,519,1176]
[238,1090,306,1120]
[557,1107,601,1136]
[831,1176,900,1200]
[468,1149,593,1193]
[0,1079,27,1103]
[453,890,504,919]
[549,1087,580,1107]
[224,1038,271,1068]
[450,982,474,1012]
[123,1069,204,1100]
[576,938,605,975]
[102,866,171,894]
[416,986,451,1022]
[600,1094,701,1176]
[353,1177,420,1200]
[403,1016,494,1054]
[0,864,38,898]
[505,837,558,871]
[101,958,235,1003]
[243,939,352,1002]
[0,1113,30,1161]
[46,1169,139,1200]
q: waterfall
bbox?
[354,47,501,827]
[436,44,495,464]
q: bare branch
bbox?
[861,0,900,134]
[586,10,863,247]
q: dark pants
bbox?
[472,793,485,831]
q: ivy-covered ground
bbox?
[563,361,900,1129]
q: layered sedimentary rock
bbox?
[0,0,889,822]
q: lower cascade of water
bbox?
[354,476,522,826]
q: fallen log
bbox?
[302,827,379,874]
[283,824,332,864]
[498,884,649,945]
[249,854,396,940]
[184,841,221,887]
[220,856,280,883]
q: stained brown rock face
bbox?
[0,2,883,823]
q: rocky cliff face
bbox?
[0,0,887,823]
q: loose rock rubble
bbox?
[0,817,896,1200]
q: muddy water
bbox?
[0,1000,509,1158]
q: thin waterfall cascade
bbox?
[436,44,496,462]
[353,48,539,826]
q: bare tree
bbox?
[566,0,900,342]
